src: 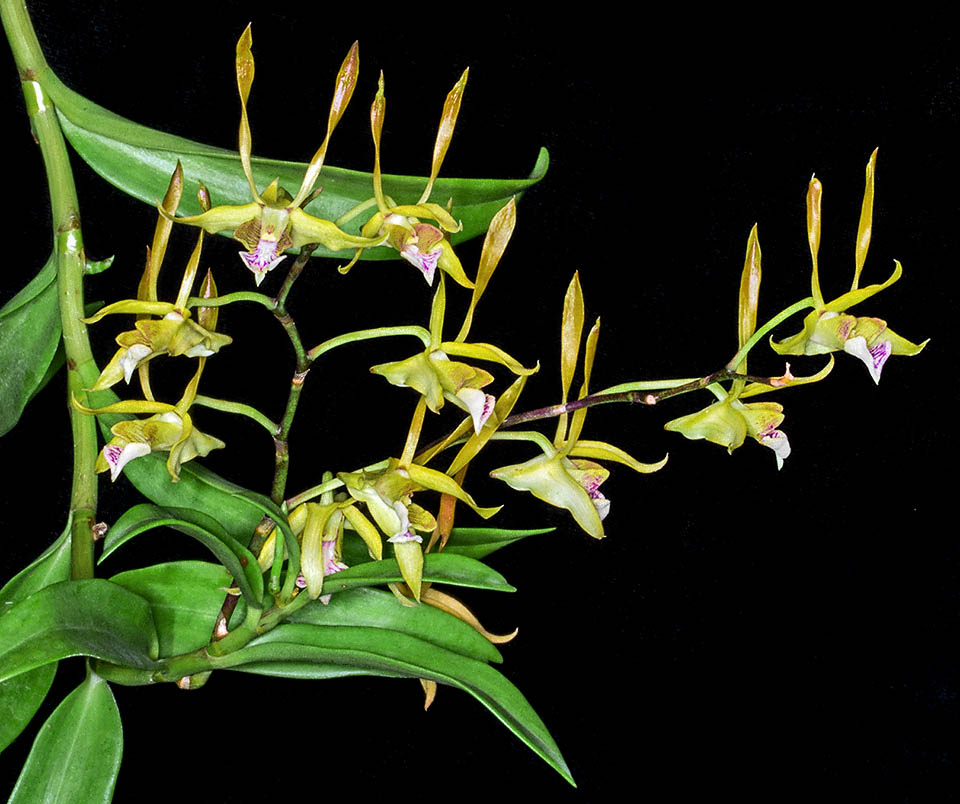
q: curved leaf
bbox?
[0,253,61,436]
[0,579,159,684]
[323,552,515,596]
[0,520,72,753]
[100,503,263,608]
[0,662,57,754]
[110,561,232,658]
[9,671,122,804]
[39,70,548,260]
[225,624,573,786]
[443,526,556,560]
[110,447,263,543]
[287,586,502,663]
[0,515,72,612]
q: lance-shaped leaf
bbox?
[0,663,57,754]
[110,561,233,658]
[287,586,502,663]
[0,253,61,437]
[439,526,555,560]
[319,552,515,595]
[0,520,72,752]
[100,503,263,608]
[37,67,549,261]
[0,516,72,611]
[8,671,122,804]
[224,624,574,786]
[0,580,159,683]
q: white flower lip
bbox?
[843,336,892,384]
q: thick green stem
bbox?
[4,0,101,579]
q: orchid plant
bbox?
[0,3,928,800]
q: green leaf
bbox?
[0,516,72,613]
[0,663,57,754]
[323,552,515,596]
[110,446,263,543]
[110,561,232,658]
[39,69,548,261]
[443,526,556,560]
[288,586,501,663]
[101,503,263,608]
[0,579,159,684]
[9,671,122,804]
[0,253,62,436]
[0,520,72,753]
[227,624,573,786]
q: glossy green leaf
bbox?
[9,671,122,804]
[288,586,501,663]
[322,552,515,596]
[39,69,548,261]
[0,579,159,684]
[0,662,57,754]
[0,516,72,612]
[442,526,556,560]
[100,503,263,608]
[0,253,61,436]
[110,561,232,658]
[0,520,72,753]
[226,623,573,786]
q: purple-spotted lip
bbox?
[843,336,893,384]
[401,244,442,285]
[239,239,287,281]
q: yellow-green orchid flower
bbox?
[339,71,473,288]
[164,27,383,285]
[664,396,791,470]
[370,264,536,435]
[85,302,231,391]
[85,197,232,391]
[256,494,385,601]
[371,350,497,435]
[770,150,927,383]
[75,389,223,483]
[76,349,221,481]
[339,458,498,599]
[491,276,666,538]
[665,224,832,469]
[95,410,224,482]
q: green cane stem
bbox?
[3,0,102,580]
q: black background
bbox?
[2,5,955,801]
